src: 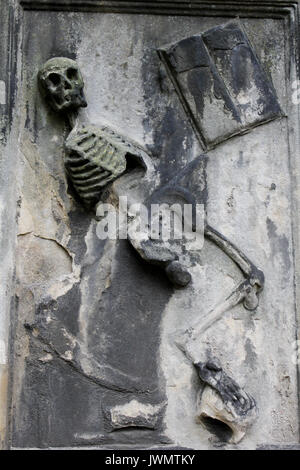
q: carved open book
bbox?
[158,20,283,150]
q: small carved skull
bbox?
[38,57,87,113]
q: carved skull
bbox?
[38,57,87,113]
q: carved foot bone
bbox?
[195,360,258,444]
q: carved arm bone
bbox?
[205,224,265,311]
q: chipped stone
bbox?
[107,400,164,430]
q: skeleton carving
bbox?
[38,57,265,443]
[39,58,150,210]
[37,58,263,303]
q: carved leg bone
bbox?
[175,225,263,444]
[126,182,263,444]
[182,279,259,366]
[178,223,265,361]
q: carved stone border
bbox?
[2,0,300,449]
[18,0,299,18]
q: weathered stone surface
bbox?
[105,400,165,431]
[38,57,87,114]
[195,360,258,444]
[158,20,283,150]
[196,384,256,444]
[0,0,21,449]
[165,261,192,288]
[2,2,300,451]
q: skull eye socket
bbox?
[48,73,61,87]
[67,68,78,80]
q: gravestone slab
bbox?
[1,0,300,450]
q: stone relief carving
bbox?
[156,21,286,442]
[195,360,258,444]
[158,20,283,150]
[38,57,87,117]
[38,57,152,203]
[37,22,274,442]
[65,127,130,208]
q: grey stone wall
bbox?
[0,0,21,448]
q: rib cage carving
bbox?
[65,126,129,206]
